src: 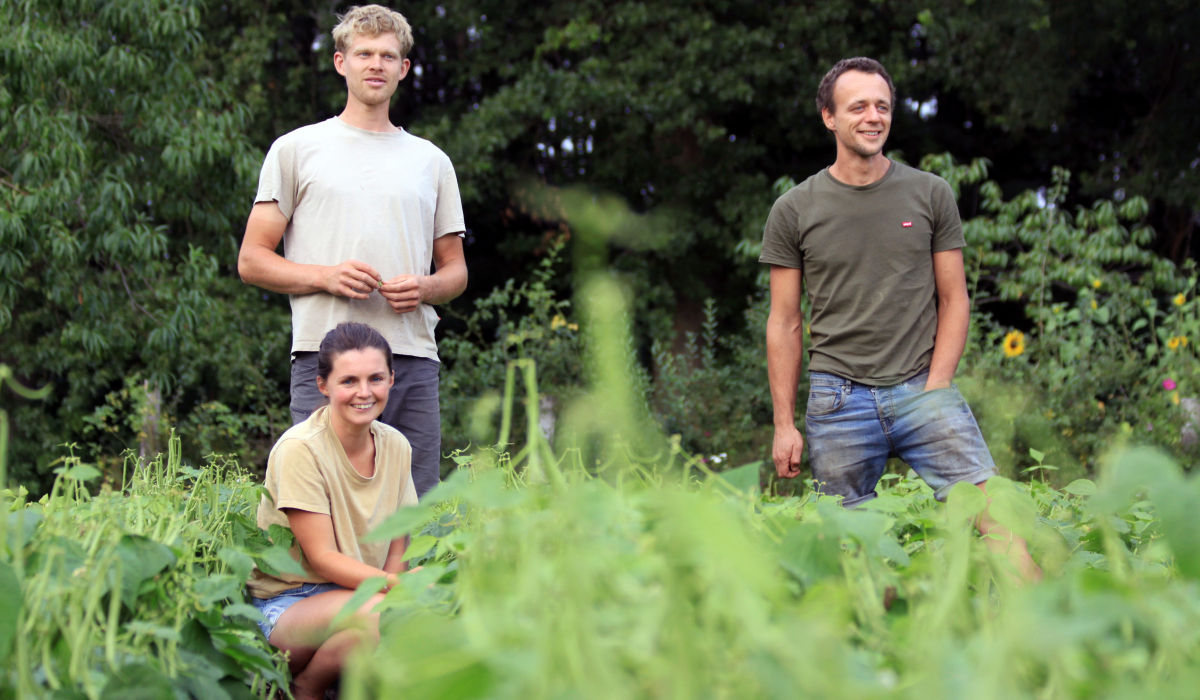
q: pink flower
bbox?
[1164,379,1178,391]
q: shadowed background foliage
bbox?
[2,0,1198,490]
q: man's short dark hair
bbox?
[815,58,895,115]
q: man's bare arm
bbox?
[237,201,382,299]
[380,233,468,314]
[767,265,805,479]
[926,248,970,390]
[382,535,410,575]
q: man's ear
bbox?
[821,107,836,132]
[333,51,347,76]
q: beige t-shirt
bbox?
[247,406,419,599]
[254,117,466,360]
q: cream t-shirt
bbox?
[254,117,466,360]
[247,406,419,599]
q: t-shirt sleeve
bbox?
[394,432,418,507]
[254,138,297,220]
[759,191,803,269]
[930,178,965,252]
[434,159,466,238]
[267,439,331,515]
[399,470,418,508]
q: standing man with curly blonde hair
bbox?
[239,5,466,501]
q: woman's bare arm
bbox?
[285,509,399,589]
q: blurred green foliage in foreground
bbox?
[4,330,1200,699]
[5,188,1200,695]
[343,446,1200,700]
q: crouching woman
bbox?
[247,322,420,700]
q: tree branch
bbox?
[115,262,161,325]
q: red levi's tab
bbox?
[901,221,913,227]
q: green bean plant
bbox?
[0,425,293,699]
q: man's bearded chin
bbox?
[850,139,886,158]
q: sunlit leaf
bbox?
[1063,479,1098,496]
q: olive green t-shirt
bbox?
[759,161,965,386]
[246,406,418,599]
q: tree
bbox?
[913,0,1200,260]
[0,0,290,485]
[5,0,1194,488]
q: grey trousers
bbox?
[289,352,442,498]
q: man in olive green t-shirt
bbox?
[761,57,1039,580]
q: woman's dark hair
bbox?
[815,57,895,116]
[316,322,394,381]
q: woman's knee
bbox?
[358,591,388,615]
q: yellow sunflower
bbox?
[1003,330,1026,358]
[1167,336,1189,351]
[1174,293,1186,307]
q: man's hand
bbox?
[380,274,423,313]
[923,377,953,391]
[320,260,383,300]
[772,425,805,478]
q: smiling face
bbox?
[316,348,393,430]
[333,32,411,110]
[821,70,893,160]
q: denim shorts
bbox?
[805,370,996,508]
[250,582,347,640]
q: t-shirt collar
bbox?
[820,160,897,192]
[330,116,406,138]
[314,405,380,483]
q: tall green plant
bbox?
[918,155,1196,477]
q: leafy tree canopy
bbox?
[2,0,1195,488]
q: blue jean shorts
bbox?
[805,370,996,508]
[250,582,347,640]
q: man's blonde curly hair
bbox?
[332,5,414,57]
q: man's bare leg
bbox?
[975,482,1044,583]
